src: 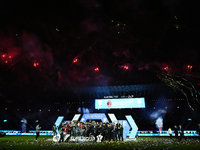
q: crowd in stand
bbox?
[52,120,124,142]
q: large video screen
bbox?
[95,98,145,109]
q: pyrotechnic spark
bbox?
[94,67,99,72]
[157,71,200,111]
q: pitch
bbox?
[1,136,200,150]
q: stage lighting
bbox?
[9,56,12,58]
[2,54,5,58]
[3,120,7,122]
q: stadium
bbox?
[0,0,200,149]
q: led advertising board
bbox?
[95,98,145,109]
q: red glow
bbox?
[188,65,190,68]
[34,63,37,67]
[36,63,39,66]
[164,66,168,70]
[94,67,99,71]
[73,58,78,63]
[190,66,193,68]
[197,83,200,86]
[124,66,129,70]
[9,56,12,58]
[2,54,6,58]
[5,61,8,63]
[5,108,7,110]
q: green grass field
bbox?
[0,136,200,150]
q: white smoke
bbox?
[150,109,166,133]
[155,117,163,133]
[78,107,81,113]
[81,107,90,114]
[21,118,27,133]
[150,109,166,120]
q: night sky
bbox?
[0,0,200,103]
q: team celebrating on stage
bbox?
[52,120,124,142]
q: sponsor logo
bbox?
[107,100,112,107]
